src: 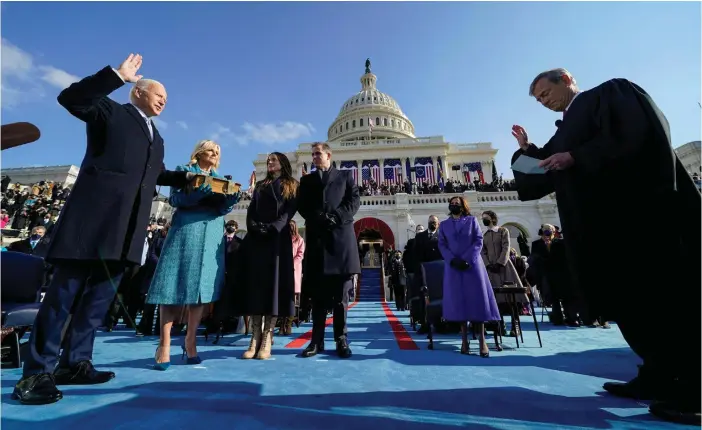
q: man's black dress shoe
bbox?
[54,360,115,385]
[603,376,656,400]
[336,339,352,359]
[12,373,63,405]
[301,343,324,358]
[650,399,702,425]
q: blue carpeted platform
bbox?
[1,269,692,429]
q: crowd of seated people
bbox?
[1,179,70,246]
[359,177,517,196]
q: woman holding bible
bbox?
[146,139,240,370]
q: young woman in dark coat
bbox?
[236,152,298,360]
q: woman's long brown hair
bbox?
[289,219,300,238]
[259,151,298,200]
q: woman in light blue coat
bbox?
[147,140,240,369]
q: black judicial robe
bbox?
[45,67,189,265]
[512,78,701,318]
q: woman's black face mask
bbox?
[226,226,236,233]
[448,204,461,215]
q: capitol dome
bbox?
[328,60,416,142]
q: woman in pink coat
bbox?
[281,220,305,335]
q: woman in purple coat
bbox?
[438,196,501,357]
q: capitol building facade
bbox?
[225,61,561,249]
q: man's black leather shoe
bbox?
[54,360,115,385]
[12,373,63,405]
[336,339,352,359]
[603,376,656,400]
[301,343,324,358]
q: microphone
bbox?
[555,120,563,128]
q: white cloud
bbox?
[1,39,78,109]
[152,117,168,130]
[1,39,34,79]
[210,121,315,147]
[241,121,316,145]
[38,66,79,89]
[176,121,188,130]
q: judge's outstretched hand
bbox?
[539,152,574,171]
[511,125,529,151]
[116,53,143,83]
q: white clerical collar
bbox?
[130,103,151,120]
[565,92,581,112]
[489,226,499,232]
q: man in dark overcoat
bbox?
[13,54,192,405]
[298,142,360,358]
[511,68,700,424]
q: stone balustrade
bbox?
[230,191,548,212]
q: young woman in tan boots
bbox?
[236,152,298,360]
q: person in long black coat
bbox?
[12,54,192,406]
[298,142,360,359]
[236,152,297,360]
[511,68,701,424]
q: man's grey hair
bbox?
[528,68,577,96]
[129,78,163,105]
[428,215,439,222]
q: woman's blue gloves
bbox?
[224,191,241,206]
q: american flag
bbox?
[248,170,256,189]
[414,158,435,185]
[362,164,381,184]
[339,161,358,184]
[383,159,403,184]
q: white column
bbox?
[356,159,363,186]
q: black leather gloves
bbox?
[316,211,339,229]
[251,221,270,236]
[450,258,471,271]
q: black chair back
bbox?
[421,260,445,301]
[1,251,45,303]
[421,260,445,321]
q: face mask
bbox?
[448,204,461,215]
[482,219,491,226]
[30,234,41,241]
[226,226,236,233]
[428,222,437,230]
[543,230,552,237]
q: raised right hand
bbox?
[511,125,530,150]
[116,53,143,83]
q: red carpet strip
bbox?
[380,281,419,351]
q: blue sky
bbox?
[2,2,700,183]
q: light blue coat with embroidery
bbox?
[146,163,239,305]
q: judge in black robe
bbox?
[512,70,700,424]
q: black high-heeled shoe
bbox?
[181,343,202,365]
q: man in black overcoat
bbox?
[13,54,192,405]
[298,142,361,358]
[511,68,700,424]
